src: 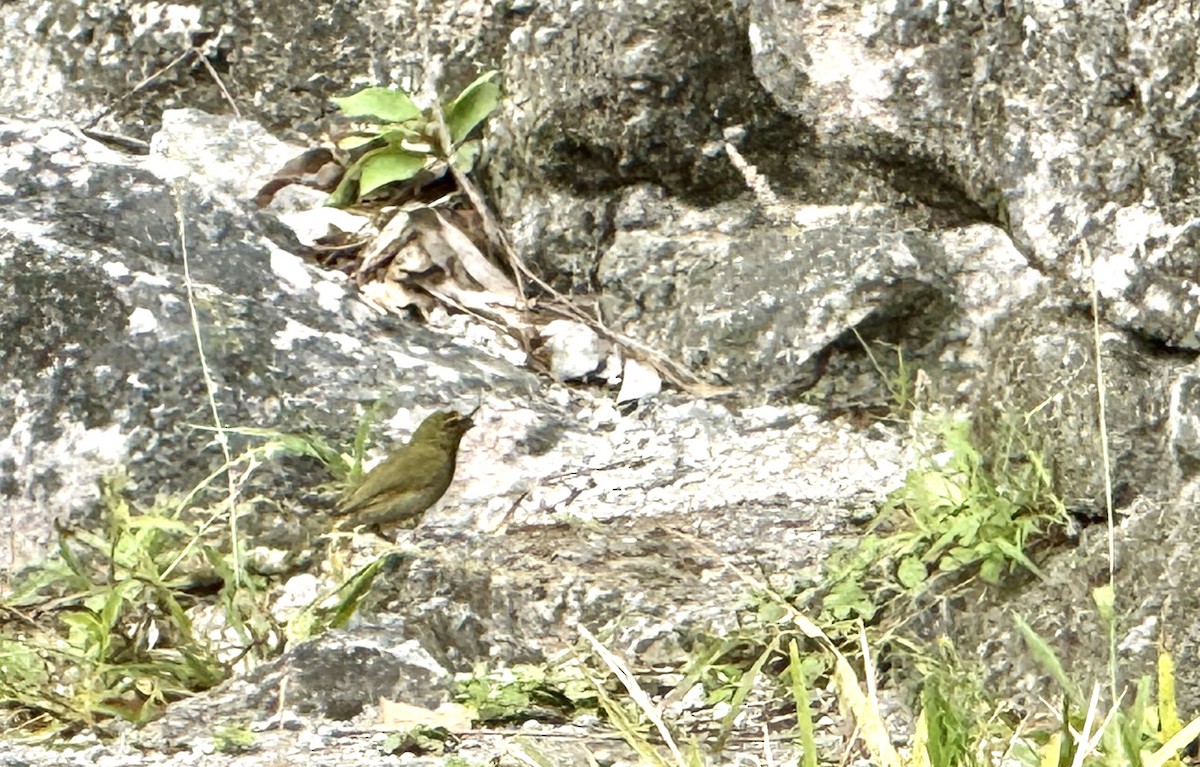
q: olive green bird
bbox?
[335,408,477,532]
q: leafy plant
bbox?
[453,661,598,724]
[212,724,256,754]
[0,436,335,738]
[884,416,1061,584]
[820,414,1066,632]
[326,71,500,207]
[0,476,234,735]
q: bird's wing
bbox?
[336,443,445,514]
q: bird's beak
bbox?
[465,402,482,420]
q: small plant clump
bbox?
[0,424,357,738]
[326,72,500,208]
[819,413,1067,628]
[0,475,236,735]
[454,661,599,724]
[212,724,257,754]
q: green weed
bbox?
[454,659,598,724]
[1,475,232,735]
[820,413,1067,633]
[1016,616,1200,766]
[212,724,256,754]
[0,421,345,737]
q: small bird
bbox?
[335,407,477,533]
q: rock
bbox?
[539,319,608,382]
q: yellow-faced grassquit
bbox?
[335,407,477,532]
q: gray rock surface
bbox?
[747,0,1200,349]
[0,115,538,572]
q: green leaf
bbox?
[329,555,389,629]
[326,165,362,207]
[905,470,966,512]
[714,636,777,751]
[756,599,787,624]
[445,71,500,144]
[993,538,1047,580]
[978,556,1004,584]
[924,520,973,563]
[451,139,481,172]
[61,610,107,657]
[100,579,139,630]
[822,579,876,621]
[1013,613,1084,707]
[357,148,427,196]
[896,556,927,589]
[56,529,92,580]
[940,545,978,570]
[337,134,380,151]
[392,125,435,144]
[787,640,824,767]
[332,87,421,123]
